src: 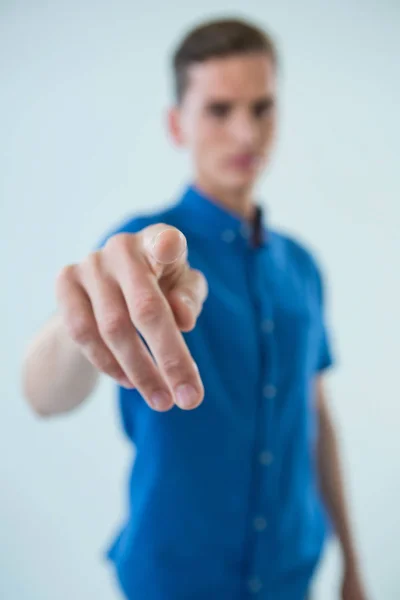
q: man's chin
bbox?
[220,170,261,192]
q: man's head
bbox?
[168,18,279,200]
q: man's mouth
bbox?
[228,154,262,169]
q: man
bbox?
[22,17,367,600]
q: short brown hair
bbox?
[172,17,278,103]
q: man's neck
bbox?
[194,178,257,224]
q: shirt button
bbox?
[261,318,274,333]
[259,450,274,466]
[248,577,263,594]
[263,384,277,399]
[253,516,268,531]
[221,229,236,243]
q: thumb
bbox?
[165,268,209,332]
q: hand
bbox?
[55,224,208,412]
[341,564,368,600]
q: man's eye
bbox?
[208,104,231,118]
[254,102,274,118]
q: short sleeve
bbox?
[317,322,334,373]
[313,260,335,373]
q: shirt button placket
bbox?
[251,314,276,596]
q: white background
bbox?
[1,1,399,598]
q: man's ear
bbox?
[166,106,185,147]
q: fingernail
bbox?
[151,229,169,250]
[150,390,171,410]
[151,229,186,264]
[175,383,199,409]
[177,231,187,251]
[179,293,195,309]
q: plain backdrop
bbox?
[1,1,399,598]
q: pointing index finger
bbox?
[140,224,188,280]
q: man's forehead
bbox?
[186,54,276,99]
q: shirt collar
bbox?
[176,184,269,249]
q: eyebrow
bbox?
[205,96,275,107]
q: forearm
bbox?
[21,313,99,417]
[316,400,358,567]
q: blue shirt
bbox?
[97,184,334,600]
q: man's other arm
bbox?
[315,375,368,600]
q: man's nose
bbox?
[229,113,259,146]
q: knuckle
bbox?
[105,232,132,253]
[99,311,128,338]
[67,315,94,344]
[78,253,102,283]
[161,356,186,379]
[84,251,102,271]
[97,356,121,377]
[133,292,162,325]
[57,263,75,283]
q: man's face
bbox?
[168,52,277,194]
